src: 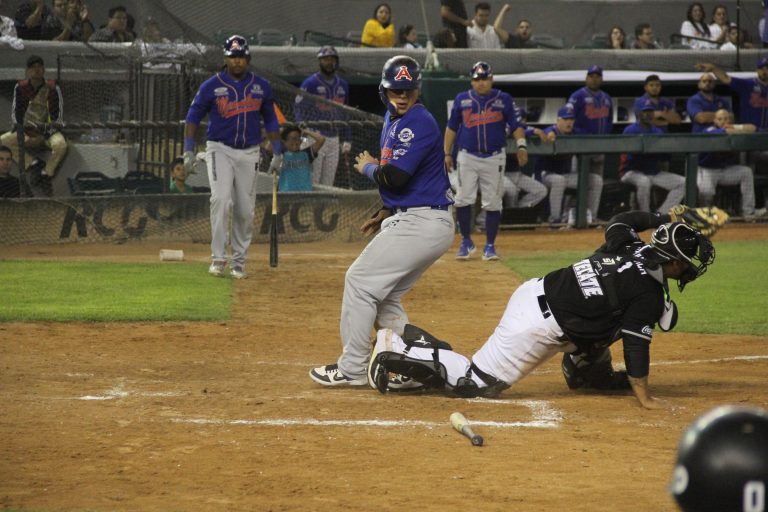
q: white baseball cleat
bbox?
[208,261,226,277]
[309,364,367,386]
[230,266,247,279]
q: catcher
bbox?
[367,205,726,409]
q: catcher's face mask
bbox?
[651,223,716,292]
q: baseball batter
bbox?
[309,55,454,386]
[368,209,720,409]
[184,35,282,279]
[295,46,351,187]
[445,61,527,261]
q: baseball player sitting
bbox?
[445,61,528,261]
[368,207,726,409]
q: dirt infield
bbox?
[1,225,767,512]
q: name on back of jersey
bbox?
[572,259,604,298]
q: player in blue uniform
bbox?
[295,46,351,187]
[696,59,768,131]
[309,55,455,386]
[686,73,731,133]
[621,100,685,213]
[445,61,528,261]
[633,75,681,132]
[184,35,282,279]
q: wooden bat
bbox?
[450,412,483,446]
[269,167,278,268]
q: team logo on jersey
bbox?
[250,84,263,95]
[398,128,414,142]
[336,86,346,96]
[214,87,228,97]
[492,99,505,108]
[572,259,604,298]
[460,99,472,107]
[393,148,407,156]
[641,325,653,336]
[585,97,594,104]
[317,86,326,94]
[394,66,413,81]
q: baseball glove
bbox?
[668,205,729,237]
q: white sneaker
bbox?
[208,261,225,277]
[230,266,247,279]
[309,364,367,386]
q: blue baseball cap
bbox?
[587,65,603,76]
[557,105,575,119]
[757,56,768,69]
[638,99,656,112]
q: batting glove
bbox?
[341,141,352,153]
[183,151,195,173]
[268,154,283,174]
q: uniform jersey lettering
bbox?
[585,104,610,119]
[617,261,633,273]
[461,109,504,128]
[572,259,604,298]
[216,96,263,118]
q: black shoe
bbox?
[26,158,46,187]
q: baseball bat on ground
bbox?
[269,168,278,268]
[450,412,484,446]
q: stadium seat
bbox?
[122,170,164,194]
[533,33,565,49]
[345,30,363,46]
[257,28,288,46]
[590,33,609,48]
[67,172,122,196]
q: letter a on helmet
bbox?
[394,66,413,81]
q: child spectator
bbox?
[169,157,193,193]
[398,24,422,48]
[361,3,394,48]
[278,124,325,192]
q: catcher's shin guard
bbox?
[402,324,453,350]
[369,351,447,394]
[562,349,631,391]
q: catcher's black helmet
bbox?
[670,405,768,512]
[640,222,715,291]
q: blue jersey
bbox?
[534,125,573,175]
[378,104,452,209]
[447,88,523,156]
[622,122,664,174]
[698,126,737,167]
[686,92,730,133]
[279,147,315,192]
[185,71,278,148]
[729,76,768,131]
[295,72,350,138]
[567,87,613,135]
[633,94,676,133]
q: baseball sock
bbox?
[456,206,472,240]
[485,210,501,245]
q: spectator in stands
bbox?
[168,157,193,193]
[295,46,351,187]
[609,25,627,49]
[0,0,23,49]
[433,27,457,48]
[493,4,535,49]
[0,55,67,197]
[278,124,325,192]
[697,109,761,218]
[0,145,20,198]
[466,2,500,49]
[635,75,681,131]
[398,24,422,48]
[534,105,603,226]
[680,2,717,49]
[632,23,661,49]
[567,64,612,219]
[89,5,134,43]
[621,100,685,214]
[687,72,730,133]
[708,4,730,46]
[13,0,53,40]
[41,0,93,41]
[720,24,753,51]
[440,0,470,48]
[361,3,394,48]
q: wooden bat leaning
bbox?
[269,167,278,268]
[450,412,484,446]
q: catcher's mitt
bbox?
[668,205,729,237]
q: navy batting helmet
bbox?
[379,55,422,115]
[639,222,715,292]
[317,45,338,59]
[670,405,768,512]
[470,61,492,79]
[223,35,249,58]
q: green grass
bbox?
[0,260,233,322]
[503,240,768,336]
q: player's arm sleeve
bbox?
[294,79,311,122]
[185,86,210,125]
[622,332,650,378]
[505,98,523,132]
[446,98,462,132]
[606,210,668,234]
[606,97,614,132]
[261,83,279,134]
[686,96,702,122]
[363,163,411,192]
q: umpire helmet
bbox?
[379,55,422,115]
[670,405,768,512]
[223,35,250,58]
[470,61,493,79]
[641,222,715,292]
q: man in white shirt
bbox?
[466,2,501,49]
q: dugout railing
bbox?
[510,133,768,228]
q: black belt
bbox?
[538,294,552,319]
[390,205,450,214]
